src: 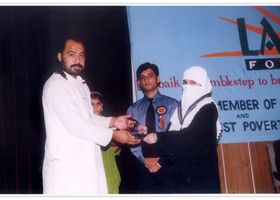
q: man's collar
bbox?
[144,91,161,100]
[64,71,84,83]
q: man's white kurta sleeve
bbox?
[43,75,112,146]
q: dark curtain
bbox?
[0,6,132,194]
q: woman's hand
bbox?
[143,133,157,144]
[137,125,147,135]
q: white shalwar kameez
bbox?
[42,72,112,194]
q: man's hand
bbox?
[144,157,161,173]
[112,129,140,145]
[110,115,131,130]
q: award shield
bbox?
[127,117,145,139]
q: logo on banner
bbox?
[200,6,280,71]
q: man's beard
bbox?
[62,63,84,76]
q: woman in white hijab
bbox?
[142,66,222,193]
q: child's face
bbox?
[91,98,104,115]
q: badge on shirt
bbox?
[156,106,167,129]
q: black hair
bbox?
[57,32,86,54]
[90,91,104,103]
[136,62,159,80]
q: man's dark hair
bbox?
[136,62,159,80]
[57,32,86,54]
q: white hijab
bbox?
[169,66,222,139]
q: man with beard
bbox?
[42,35,140,194]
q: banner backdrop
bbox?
[127,6,280,144]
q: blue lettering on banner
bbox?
[237,17,280,56]
[218,100,259,111]
[243,120,280,131]
[245,58,280,70]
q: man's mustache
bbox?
[70,64,84,68]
